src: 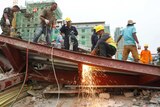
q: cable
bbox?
[10,28,31,107]
[10,46,29,107]
[51,46,60,107]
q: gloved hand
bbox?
[6,19,10,25]
[44,19,49,24]
[137,43,141,50]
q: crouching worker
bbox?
[91,25,117,58]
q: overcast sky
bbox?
[0,0,160,53]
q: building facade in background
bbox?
[114,27,123,60]
[72,21,110,51]
[13,0,110,51]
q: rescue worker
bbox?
[60,17,78,51]
[140,44,152,64]
[0,5,20,35]
[91,25,117,57]
[117,20,141,62]
[33,2,57,45]
[91,26,98,51]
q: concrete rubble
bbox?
[0,71,18,80]
[12,84,160,107]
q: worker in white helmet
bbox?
[117,20,141,62]
[140,44,152,64]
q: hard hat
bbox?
[65,17,71,22]
[127,20,136,24]
[144,44,148,47]
[95,25,104,33]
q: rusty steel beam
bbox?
[0,73,24,91]
[65,85,160,90]
[28,69,140,85]
[0,36,160,76]
[92,72,138,85]
[1,43,25,72]
[28,69,79,84]
[139,75,160,85]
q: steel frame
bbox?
[0,36,160,87]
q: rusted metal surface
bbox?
[65,85,160,90]
[0,73,24,91]
[0,36,160,76]
[43,89,79,94]
[28,69,79,85]
[28,69,140,85]
[1,43,25,72]
[93,72,138,85]
[139,75,160,85]
[0,36,160,88]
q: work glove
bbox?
[44,19,49,24]
[6,19,10,25]
[137,43,141,50]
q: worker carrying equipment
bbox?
[60,17,78,51]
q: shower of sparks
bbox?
[81,64,101,107]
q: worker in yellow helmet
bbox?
[140,44,152,64]
[60,17,78,51]
[91,25,117,57]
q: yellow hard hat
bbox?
[95,25,104,32]
[144,44,148,47]
[65,17,71,22]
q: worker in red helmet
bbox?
[91,25,117,57]
[140,44,152,64]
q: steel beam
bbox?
[28,69,79,84]
[28,69,140,85]
[0,73,24,91]
[1,43,24,72]
[92,72,138,85]
[0,36,160,76]
[139,75,160,85]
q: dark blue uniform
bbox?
[60,24,78,51]
[91,32,98,51]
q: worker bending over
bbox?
[0,5,20,35]
[91,25,117,58]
